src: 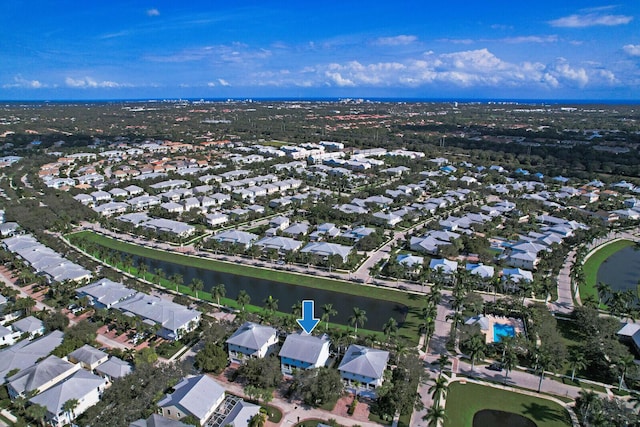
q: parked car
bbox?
[486,362,503,371]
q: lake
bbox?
[597,245,640,295]
[126,253,408,331]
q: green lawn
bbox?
[443,382,572,427]
[67,230,424,343]
[580,239,634,305]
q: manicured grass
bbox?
[67,230,423,343]
[581,239,634,305]
[443,382,572,427]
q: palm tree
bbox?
[501,347,517,385]
[436,353,451,378]
[249,409,268,427]
[62,398,79,424]
[568,348,586,382]
[170,273,183,292]
[291,301,302,318]
[577,389,598,421]
[212,283,226,307]
[263,295,278,313]
[595,281,611,308]
[321,303,337,331]
[348,307,367,336]
[423,405,446,427]
[429,376,449,406]
[237,290,250,311]
[154,268,165,285]
[383,318,398,342]
[615,353,635,391]
[138,263,148,280]
[190,278,204,299]
[465,334,486,371]
[26,403,47,427]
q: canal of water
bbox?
[124,253,407,331]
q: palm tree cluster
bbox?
[575,389,639,427]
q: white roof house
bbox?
[279,332,331,375]
[12,316,45,337]
[76,278,137,309]
[213,230,258,249]
[254,236,303,253]
[300,242,353,262]
[113,293,201,341]
[465,263,495,279]
[158,375,226,425]
[7,355,80,399]
[429,258,458,275]
[95,356,132,381]
[226,322,278,364]
[68,344,109,370]
[397,254,424,269]
[338,345,389,395]
[0,331,65,381]
[29,369,108,427]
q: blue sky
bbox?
[1,1,639,100]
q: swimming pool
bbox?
[493,323,516,343]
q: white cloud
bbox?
[207,82,216,87]
[65,77,122,88]
[2,75,44,89]
[146,8,160,17]
[217,78,230,87]
[551,60,589,87]
[623,44,640,57]
[500,35,558,44]
[375,35,417,46]
[549,13,633,28]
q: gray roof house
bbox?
[0,330,64,381]
[76,278,137,309]
[68,344,109,370]
[29,369,108,427]
[95,356,133,381]
[130,414,193,427]
[213,230,258,249]
[113,293,201,341]
[300,242,353,262]
[279,332,331,375]
[338,345,389,396]
[7,355,80,399]
[226,322,278,364]
[158,375,226,425]
[12,316,45,337]
[254,236,303,253]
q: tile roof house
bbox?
[338,345,389,396]
[158,375,226,425]
[95,356,133,381]
[7,355,80,399]
[0,330,65,381]
[29,369,108,427]
[279,332,331,375]
[226,322,278,365]
[68,344,109,370]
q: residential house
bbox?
[68,345,109,371]
[158,375,225,426]
[397,254,424,269]
[429,258,458,275]
[95,357,132,382]
[338,345,389,396]
[76,278,137,309]
[279,332,330,375]
[300,242,353,263]
[130,414,193,427]
[28,369,108,427]
[212,230,258,249]
[254,236,303,253]
[465,263,495,280]
[0,325,18,346]
[226,322,278,364]
[7,355,80,399]
[113,293,201,341]
[12,316,45,338]
[0,330,64,381]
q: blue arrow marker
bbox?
[297,300,320,334]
